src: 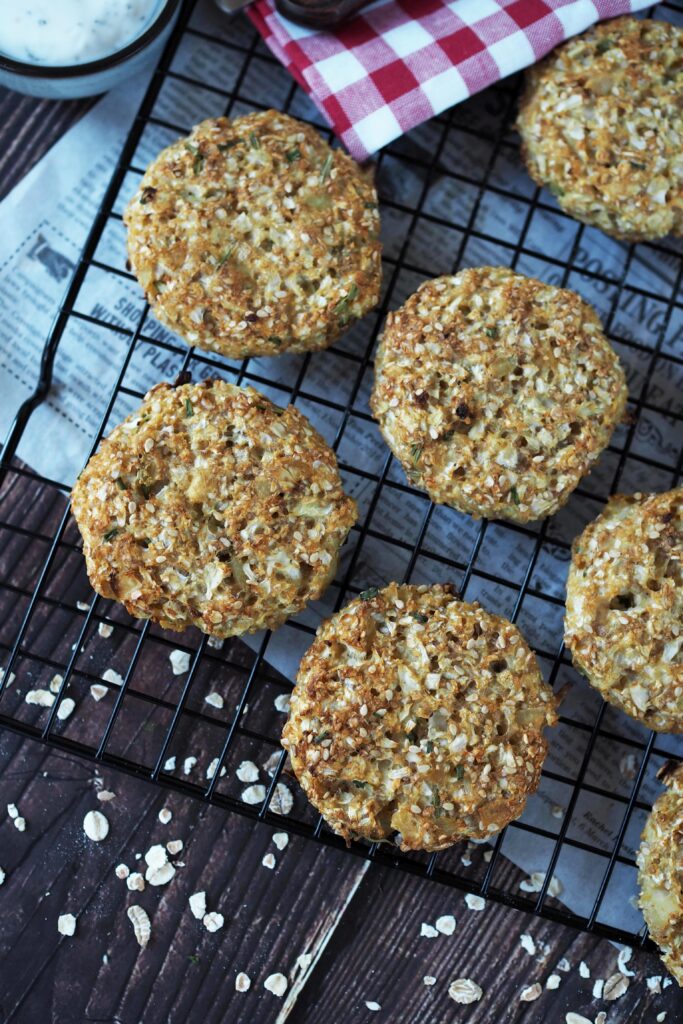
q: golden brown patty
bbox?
[517,17,683,241]
[124,110,381,358]
[71,379,357,637]
[282,582,557,851]
[565,488,683,732]
[637,761,683,986]
[370,267,627,523]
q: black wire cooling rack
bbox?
[1,0,682,950]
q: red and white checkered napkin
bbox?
[248,0,651,162]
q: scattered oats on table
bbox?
[124,110,381,359]
[565,487,683,732]
[517,18,683,241]
[127,905,151,947]
[83,810,109,842]
[71,380,357,639]
[189,891,206,920]
[435,915,456,935]
[57,913,77,937]
[448,978,483,1004]
[262,853,276,870]
[420,923,439,939]
[371,267,626,524]
[264,973,288,997]
[603,972,629,1000]
[464,894,485,912]
[272,832,289,851]
[520,983,542,1002]
[236,760,259,783]
[283,582,556,851]
[235,972,251,993]
[56,698,75,721]
[169,649,191,675]
[158,807,172,824]
[102,668,123,688]
[203,911,224,933]
[241,784,266,806]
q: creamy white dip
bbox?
[0,0,165,66]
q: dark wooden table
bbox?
[0,88,679,1024]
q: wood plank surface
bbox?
[0,83,681,1024]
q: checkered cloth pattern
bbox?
[247,0,652,161]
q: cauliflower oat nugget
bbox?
[124,110,381,358]
[637,760,683,985]
[517,17,683,241]
[71,379,357,637]
[282,583,557,851]
[565,488,683,732]
[371,267,627,524]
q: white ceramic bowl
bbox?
[0,0,182,100]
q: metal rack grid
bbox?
[1,0,682,950]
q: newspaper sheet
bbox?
[1,0,682,936]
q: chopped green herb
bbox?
[359,587,379,601]
[629,160,646,170]
[320,153,334,182]
[285,147,301,163]
[115,477,126,491]
[352,780,367,789]
[596,39,613,54]
[410,443,423,465]
[547,183,565,199]
[217,242,236,268]
[364,201,379,210]
[218,140,239,152]
[432,786,442,818]
[406,729,418,745]
[184,142,204,173]
[485,326,498,339]
[411,612,428,624]
[313,730,330,743]
[185,398,194,417]
[188,954,201,965]
[249,131,260,149]
[334,283,358,319]
[268,335,283,346]
[455,764,465,781]
[103,528,118,542]
[510,486,520,506]
[425,740,434,753]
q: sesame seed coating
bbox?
[565,488,683,732]
[517,17,683,241]
[637,761,683,985]
[124,110,381,358]
[370,267,627,523]
[71,379,357,637]
[283,583,557,852]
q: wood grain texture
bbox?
[0,86,681,1024]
